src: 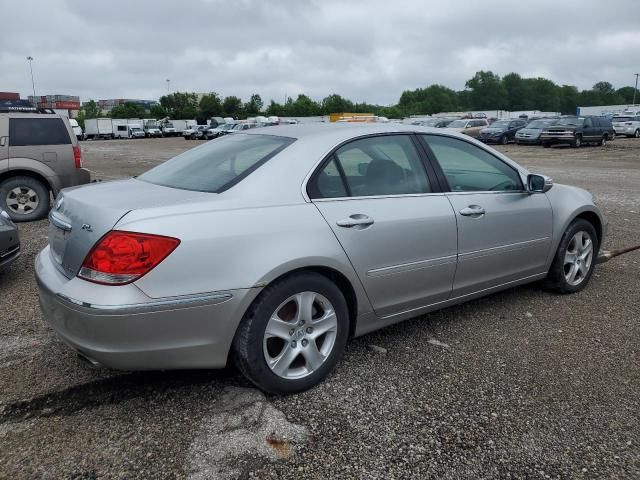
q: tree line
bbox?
[76,71,638,127]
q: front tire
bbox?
[500,135,508,145]
[0,176,50,222]
[545,219,598,294]
[573,135,582,148]
[233,272,349,395]
[599,135,607,147]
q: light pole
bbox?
[633,73,639,106]
[166,79,170,95]
[26,56,36,99]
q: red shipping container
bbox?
[0,92,20,100]
[54,101,81,109]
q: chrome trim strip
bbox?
[55,292,233,313]
[49,211,72,232]
[367,254,457,277]
[459,237,550,262]
[0,244,20,259]
[380,272,546,319]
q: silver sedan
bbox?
[36,124,606,394]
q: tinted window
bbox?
[9,118,70,146]
[313,158,348,198]
[310,135,431,198]
[423,135,522,192]
[139,134,294,193]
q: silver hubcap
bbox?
[263,291,338,379]
[6,186,39,214]
[564,231,593,286]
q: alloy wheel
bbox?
[6,186,39,215]
[563,231,594,286]
[263,291,338,379]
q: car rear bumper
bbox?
[35,246,259,370]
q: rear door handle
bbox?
[459,205,485,217]
[336,214,374,229]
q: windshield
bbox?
[491,121,510,128]
[448,120,467,128]
[138,134,295,193]
[557,117,584,126]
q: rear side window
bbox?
[138,134,294,193]
[310,135,431,198]
[9,118,71,146]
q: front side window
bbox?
[9,118,70,146]
[139,134,294,193]
[310,135,431,199]
[422,135,522,192]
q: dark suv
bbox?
[0,113,91,221]
[540,116,615,148]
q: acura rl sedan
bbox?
[36,124,606,394]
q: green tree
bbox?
[199,92,223,119]
[465,71,508,110]
[265,100,284,116]
[109,102,146,119]
[76,99,102,128]
[150,104,167,118]
[321,94,354,114]
[243,94,264,115]
[287,94,322,116]
[616,86,637,104]
[159,92,199,119]
[222,96,243,117]
[558,85,580,115]
[502,73,531,110]
[524,78,561,112]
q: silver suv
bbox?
[0,113,91,221]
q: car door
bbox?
[308,134,458,317]
[582,117,597,141]
[419,134,553,296]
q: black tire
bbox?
[634,129,640,138]
[0,176,50,222]
[233,271,349,395]
[545,219,599,294]
[599,135,607,147]
[573,135,582,148]
[500,135,508,145]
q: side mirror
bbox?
[527,174,553,193]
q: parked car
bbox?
[540,116,615,148]
[0,210,20,270]
[204,123,235,140]
[411,118,453,128]
[611,115,640,138]
[446,118,489,138]
[183,125,209,140]
[0,113,91,221]
[231,122,259,132]
[515,119,559,145]
[477,119,527,144]
[68,119,84,141]
[37,124,606,394]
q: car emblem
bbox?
[81,224,93,232]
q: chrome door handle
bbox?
[336,214,374,228]
[459,205,485,217]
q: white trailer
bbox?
[170,120,192,134]
[84,118,114,139]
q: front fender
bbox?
[544,184,606,269]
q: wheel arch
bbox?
[0,168,56,193]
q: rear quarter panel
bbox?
[117,203,373,315]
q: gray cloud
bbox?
[1,0,639,105]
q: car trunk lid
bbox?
[48,179,212,279]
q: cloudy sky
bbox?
[1,0,639,105]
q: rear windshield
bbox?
[9,118,71,146]
[613,116,633,122]
[138,134,295,193]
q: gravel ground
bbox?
[0,136,638,479]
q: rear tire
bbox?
[233,271,349,395]
[500,135,508,145]
[545,219,598,294]
[635,129,640,138]
[0,176,50,222]
[599,135,607,147]
[572,135,582,148]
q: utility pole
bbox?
[166,79,170,95]
[26,56,36,99]
[633,73,639,106]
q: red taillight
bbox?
[73,145,83,168]
[78,231,180,285]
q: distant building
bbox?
[95,99,159,114]
[28,94,81,118]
